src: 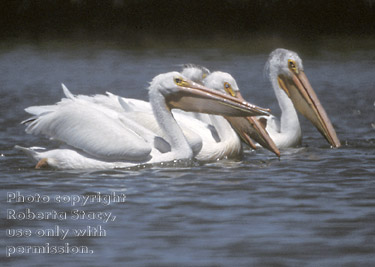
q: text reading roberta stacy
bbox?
[5,191,126,257]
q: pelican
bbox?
[17,72,270,169]
[179,64,280,157]
[231,48,341,148]
[117,65,279,161]
[202,70,280,157]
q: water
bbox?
[0,40,374,266]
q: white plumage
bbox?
[255,48,341,148]
[18,72,270,169]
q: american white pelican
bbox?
[202,70,280,157]
[231,48,341,148]
[17,72,270,169]
[179,64,280,157]
[119,67,270,162]
[119,65,278,161]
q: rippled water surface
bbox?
[1,41,374,266]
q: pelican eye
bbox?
[224,82,236,97]
[288,59,298,73]
[174,77,184,86]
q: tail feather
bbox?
[21,116,37,125]
[14,145,42,163]
[118,97,133,112]
[25,105,55,116]
[62,83,75,99]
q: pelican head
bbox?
[149,72,271,117]
[203,71,241,96]
[266,48,341,148]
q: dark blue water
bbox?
[1,41,374,266]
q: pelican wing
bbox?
[23,99,152,161]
